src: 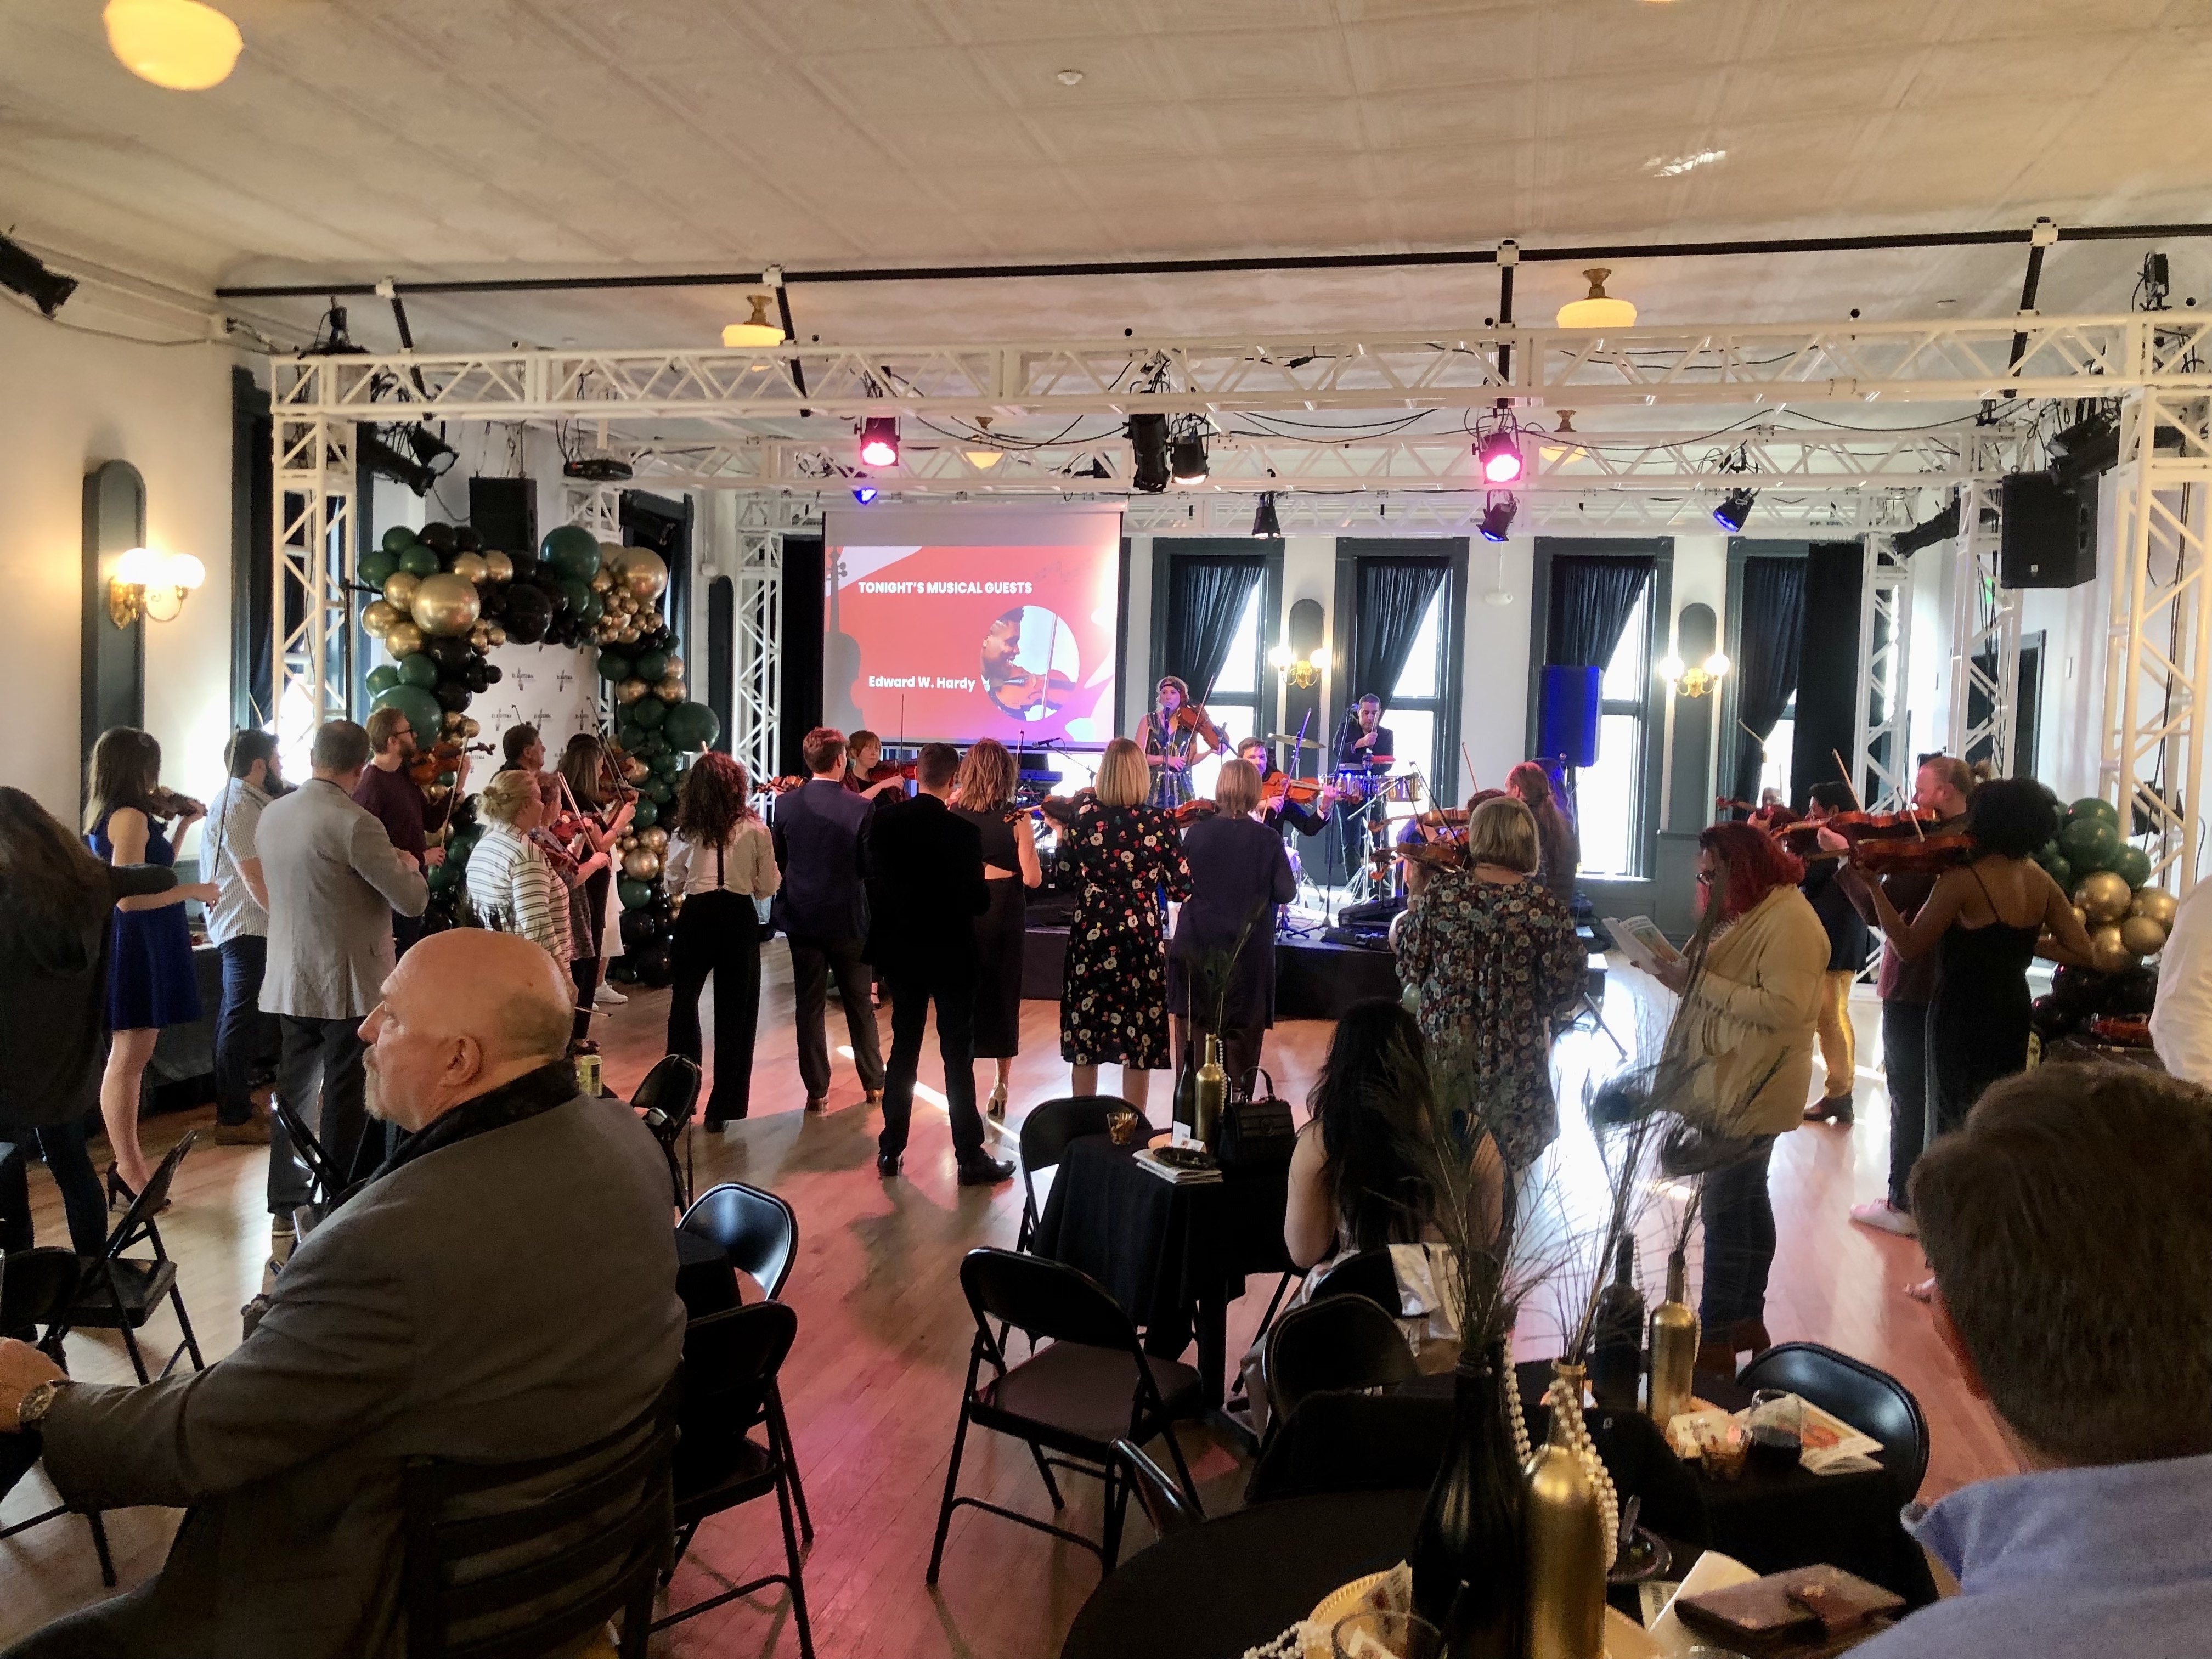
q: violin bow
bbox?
[1831,749,1866,814]
[1460,740,1480,800]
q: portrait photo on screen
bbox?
[822,505,1122,747]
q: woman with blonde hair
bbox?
[466,769,570,968]
[1169,757,1295,1100]
[1393,795,1584,1170]
[952,738,1041,1116]
[663,752,781,1128]
[83,727,218,1200]
[1057,736,1190,1107]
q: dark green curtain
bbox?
[1733,557,1807,804]
[1164,554,1265,701]
[1350,556,1447,702]
[1788,545,1864,809]
[1545,555,1652,668]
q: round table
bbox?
[1060,1488,1427,1659]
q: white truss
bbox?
[1946,479,2021,775]
[716,494,809,785]
[2102,390,2212,890]
[1852,539,1915,812]
[273,414,355,772]
[270,313,2212,422]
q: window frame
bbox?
[1147,538,1284,754]
[1330,539,1470,805]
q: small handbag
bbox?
[1218,1067,1296,1169]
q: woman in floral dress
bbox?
[1394,795,1585,1170]
[1059,736,1192,1110]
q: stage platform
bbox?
[1019,924,1402,1020]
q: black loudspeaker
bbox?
[468,476,537,562]
[2000,473,2095,589]
[1538,665,1604,769]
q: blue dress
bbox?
[89,810,202,1030]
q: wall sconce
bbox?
[1268,641,1331,690]
[109,546,204,628]
[1659,651,1730,699]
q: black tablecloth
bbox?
[1031,1134,1294,1404]
[674,1227,741,1318]
[1020,927,1399,1019]
[1062,1487,1428,1659]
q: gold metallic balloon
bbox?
[450,551,489,585]
[442,709,465,732]
[618,834,637,854]
[621,757,650,785]
[410,572,483,637]
[660,654,685,681]
[383,571,422,610]
[483,550,514,583]
[622,847,662,881]
[616,625,642,646]
[458,716,481,739]
[2075,871,2132,926]
[617,546,668,601]
[2120,915,2169,956]
[654,677,685,702]
[422,782,451,806]
[599,540,628,568]
[616,676,650,706]
[590,569,616,594]
[640,826,669,853]
[362,600,399,637]
[2089,924,2138,974]
[382,619,425,659]
[484,625,506,648]
[2131,887,2180,928]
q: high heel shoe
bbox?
[104,1164,169,1216]
[987,1083,1008,1119]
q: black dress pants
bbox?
[1700,1134,1779,1335]
[881,961,985,1165]
[668,891,762,1127]
[790,934,884,1100]
[270,1014,371,1213]
[213,935,276,1127]
[1880,998,1932,1210]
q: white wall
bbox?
[0,300,244,853]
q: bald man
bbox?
[0,932,685,1659]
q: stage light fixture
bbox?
[853,486,878,504]
[859,416,900,469]
[1251,493,1282,538]
[1477,428,1524,486]
[721,294,785,348]
[1479,493,1519,543]
[0,234,78,318]
[362,430,437,496]
[1170,422,1209,484]
[404,423,457,477]
[1128,413,1171,493]
[1712,486,1757,533]
[104,0,242,91]
[1556,267,1638,330]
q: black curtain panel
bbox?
[1164,554,1265,702]
[780,535,827,763]
[1788,544,1865,810]
[1732,557,1809,804]
[1350,557,1447,702]
[1546,555,1654,668]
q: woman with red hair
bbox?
[1657,819,1827,1375]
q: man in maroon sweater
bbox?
[354,707,466,956]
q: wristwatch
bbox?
[18,1378,72,1430]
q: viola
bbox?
[407,740,491,787]
[1401,839,1470,871]
[147,786,205,821]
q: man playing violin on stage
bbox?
[1235,737,1334,838]
[1137,676,1226,810]
[356,706,467,957]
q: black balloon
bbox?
[482,662,502,684]
[502,584,552,643]
[537,578,570,616]
[433,680,471,712]
[2103,966,2159,1016]
[427,635,471,670]
[454,526,482,552]
[420,522,458,554]
[631,940,675,989]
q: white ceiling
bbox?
[4,0,2211,354]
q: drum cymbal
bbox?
[1265,734,1323,749]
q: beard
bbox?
[364,1056,393,1124]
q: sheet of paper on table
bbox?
[1666,1397,1883,1475]
[1133,1146,1223,1185]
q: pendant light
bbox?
[721,295,785,347]
[1556,268,1638,330]
[104,0,243,91]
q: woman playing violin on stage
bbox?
[842,730,907,804]
[1137,676,1226,810]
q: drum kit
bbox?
[1263,731,1429,915]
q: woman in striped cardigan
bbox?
[467,770,571,967]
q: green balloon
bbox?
[662,700,720,753]
[398,653,439,688]
[2069,798,2119,828]
[427,860,459,893]
[370,684,442,743]
[2112,845,2152,889]
[540,526,601,582]
[2059,816,2120,873]
[580,592,605,626]
[597,652,632,681]
[359,547,402,587]
[366,664,400,696]
[617,878,653,910]
[381,526,421,556]
[2040,854,2073,894]
[628,795,657,831]
[629,695,667,729]
[632,650,668,684]
[650,750,681,776]
[647,779,673,804]
[560,577,593,617]
[398,543,439,577]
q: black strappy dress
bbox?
[1927,863,2041,1141]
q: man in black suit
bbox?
[861,742,1014,1184]
[771,726,886,1114]
[1330,693,1395,888]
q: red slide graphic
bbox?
[827,538,1120,746]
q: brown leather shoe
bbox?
[213,1115,273,1147]
[804,1096,827,1114]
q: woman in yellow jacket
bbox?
[1656,820,1829,1376]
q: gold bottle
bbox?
[1648,1249,1699,1429]
[1522,1364,1607,1659]
[1194,1034,1226,1151]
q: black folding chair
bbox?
[1111,1438,1201,1542]
[654,1303,813,1657]
[1015,1096,1142,1252]
[271,1089,339,1204]
[632,1055,703,1211]
[60,1132,205,1385]
[0,1249,115,1587]
[1260,1293,1418,1438]
[678,1182,811,1541]
[1307,1246,1400,1313]
[399,1380,676,1659]
[927,1248,1204,1583]
[1739,1342,1931,1502]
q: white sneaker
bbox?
[594,984,629,1007]
[1850,1199,1918,1238]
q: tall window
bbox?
[1194,581,1264,798]
[1576,586,1651,878]
[1758,692,1796,804]
[1386,583,1449,794]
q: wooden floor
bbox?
[0,950,2012,1657]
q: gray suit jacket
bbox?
[257,777,428,1019]
[38,1090,685,1659]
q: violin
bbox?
[754,776,806,797]
[147,786,205,822]
[1170,798,1218,826]
[1259,771,1345,813]
[865,760,918,784]
[407,740,491,787]
[1036,790,1094,828]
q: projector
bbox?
[563,455,634,482]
